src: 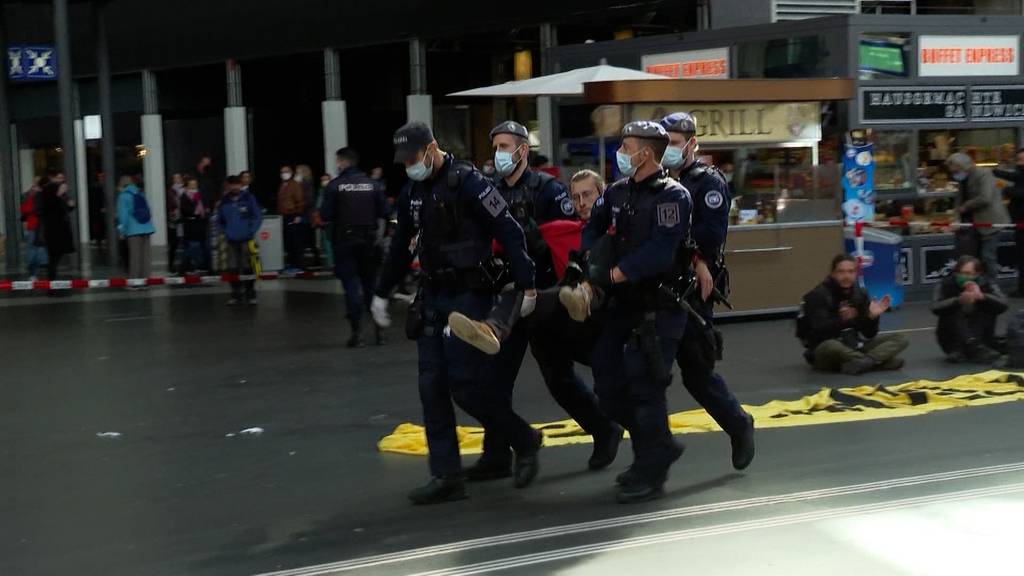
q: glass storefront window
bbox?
[870,130,912,191]
[919,128,1018,191]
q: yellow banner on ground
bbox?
[377,371,1024,457]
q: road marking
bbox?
[253,461,1024,576]
[408,482,1024,576]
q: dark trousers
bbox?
[226,241,256,300]
[937,311,999,354]
[1015,229,1024,292]
[676,307,748,438]
[46,252,63,280]
[284,218,307,270]
[591,309,683,482]
[168,230,180,272]
[333,236,380,324]
[417,288,537,478]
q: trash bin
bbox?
[257,216,284,272]
[844,226,904,308]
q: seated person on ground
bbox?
[448,170,604,354]
[931,255,1008,364]
[797,254,908,375]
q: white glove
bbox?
[520,290,537,318]
[371,295,391,328]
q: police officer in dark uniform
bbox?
[320,147,388,348]
[660,112,755,471]
[448,121,622,481]
[560,121,692,503]
[371,122,542,504]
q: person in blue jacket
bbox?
[116,175,156,282]
[217,175,262,305]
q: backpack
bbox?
[132,192,152,224]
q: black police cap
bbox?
[660,112,697,134]
[393,122,435,163]
[489,121,529,141]
[621,120,669,143]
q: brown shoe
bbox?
[559,284,591,322]
[447,312,500,355]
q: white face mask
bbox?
[294,174,304,183]
[281,172,293,181]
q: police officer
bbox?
[560,121,692,503]
[320,147,387,348]
[370,122,542,504]
[448,121,622,480]
[660,112,755,471]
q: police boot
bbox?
[375,324,387,346]
[589,423,625,471]
[408,476,467,505]
[447,312,500,355]
[731,414,756,471]
[616,479,665,504]
[513,430,543,489]
[463,457,513,482]
[616,440,685,486]
[347,319,366,349]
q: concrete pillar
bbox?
[141,70,166,246]
[323,48,348,175]
[225,60,248,175]
[55,0,80,251]
[18,147,34,193]
[537,23,558,161]
[96,0,117,262]
[537,96,555,161]
[407,39,432,127]
[73,118,89,244]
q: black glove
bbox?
[561,250,585,287]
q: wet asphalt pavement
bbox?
[2,280,1023,576]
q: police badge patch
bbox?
[480,187,508,217]
[560,197,574,216]
[657,203,680,227]
[705,190,724,210]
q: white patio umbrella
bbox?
[447,64,667,97]
[448,64,668,176]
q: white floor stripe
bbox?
[254,461,1024,576]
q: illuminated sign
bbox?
[919,35,1019,77]
[641,47,730,80]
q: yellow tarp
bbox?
[377,370,1024,457]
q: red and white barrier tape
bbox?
[858,220,1024,230]
[0,270,335,293]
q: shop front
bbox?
[584,78,853,316]
[856,36,1024,298]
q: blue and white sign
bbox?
[841,143,875,224]
[8,46,57,82]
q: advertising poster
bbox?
[842,143,875,224]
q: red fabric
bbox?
[20,192,38,231]
[492,220,584,281]
[541,220,584,280]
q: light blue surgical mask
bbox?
[406,150,434,182]
[952,171,968,182]
[617,150,640,178]
[662,145,686,169]
[494,146,523,177]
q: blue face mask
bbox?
[952,171,968,182]
[494,146,523,177]
[662,144,686,169]
[406,149,434,182]
[617,150,640,178]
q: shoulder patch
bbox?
[560,196,575,216]
[705,190,725,210]
[657,203,680,228]
[479,186,508,218]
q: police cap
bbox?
[489,121,529,141]
[621,120,669,143]
[660,112,697,135]
[393,122,435,163]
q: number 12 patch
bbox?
[657,203,680,227]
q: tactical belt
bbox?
[424,267,489,294]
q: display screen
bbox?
[860,40,908,77]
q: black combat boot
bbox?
[589,424,624,471]
[408,476,467,505]
[731,414,756,471]
[347,319,365,348]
